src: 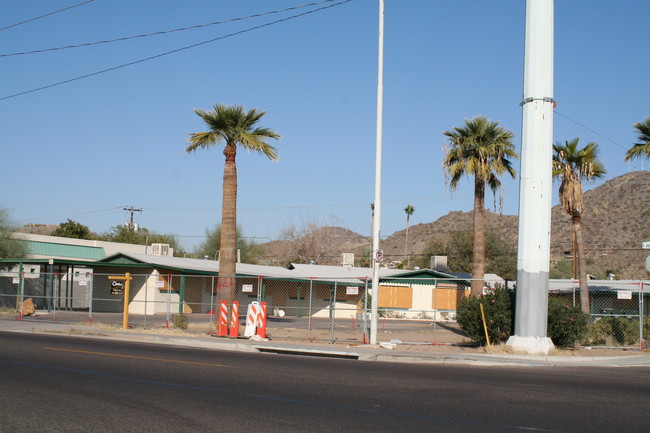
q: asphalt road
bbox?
[1,331,649,433]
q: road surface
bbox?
[1,331,648,432]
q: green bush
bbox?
[456,288,514,345]
[546,298,589,347]
[587,317,639,346]
[171,313,188,330]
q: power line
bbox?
[0,0,98,32]
[0,0,342,57]
[0,0,353,102]
[554,109,628,151]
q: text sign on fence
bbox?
[346,286,359,295]
[110,280,124,295]
[617,291,633,300]
[242,284,253,293]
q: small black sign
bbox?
[111,280,124,295]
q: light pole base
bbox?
[506,335,555,355]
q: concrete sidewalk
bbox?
[2,317,649,368]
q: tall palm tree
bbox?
[186,104,280,303]
[442,116,518,297]
[624,117,650,162]
[553,138,606,314]
[404,205,415,267]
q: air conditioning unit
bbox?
[340,253,355,267]
[430,255,448,272]
[151,243,170,256]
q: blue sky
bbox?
[1,0,648,251]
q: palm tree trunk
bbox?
[218,143,238,303]
[405,215,410,267]
[471,179,486,297]
[573,214,590,314]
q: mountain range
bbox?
[260,171,650,280]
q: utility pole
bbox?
[370,0,384,345]
[123,206,142,231]
[507,0,555,355]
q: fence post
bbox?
[363,278,369,339]
[47,263,53,312]
[209,276,215,333]
[16,264,24,319]
[639,282,644,350]
[330,282,337,340]
[88,272,94,323]
[433,278,438,344]
[143,275,148,328]
[297,284,302,318]
[179,275,186,314]
[165,274,172,328]
[308,279,314,333]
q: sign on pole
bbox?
[375,249,384,262]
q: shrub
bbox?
[587,317,639,346]
[456,288,514,345]
[546,298,588,347]
[171,313,188,330]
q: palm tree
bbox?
[624,117,650,162]
[553,138,606,314]
[442,116,518,297]
[186,104,280,303]
[404,205,415,267]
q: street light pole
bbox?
[370,0,384,345]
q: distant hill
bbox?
[16,224,58,236]
[259,171,650,279]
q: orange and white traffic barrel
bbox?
[229,301,239,338]
[244,302,260,337]
[256,302,268,338]
[218,300,228,336]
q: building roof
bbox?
[548,279,650,292]
[15,233,150,258]
[26,241,105,261]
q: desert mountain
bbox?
[260,171,650,279]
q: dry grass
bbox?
[79,320,216,337]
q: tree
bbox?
[100,225,185,256]
[275,219,340,266]
[442,116,518,296]
[196,224,263,264]
[403,205,415,267]
[0,207,27,261]
[51,219,95,239]
[186,104,280,303]
[553,138,606,314]
[422,231,516,280]
[624,117,650,162]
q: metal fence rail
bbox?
[1,271,647,348]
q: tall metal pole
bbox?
[507,0,555,355]
[370,0,384,345]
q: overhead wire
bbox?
[0,0,98,32]
[0,0,344,57]
[0,0,354,102]
[554,110,628,151]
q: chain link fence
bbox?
[1,270,647,348]
[549,280,648,348]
